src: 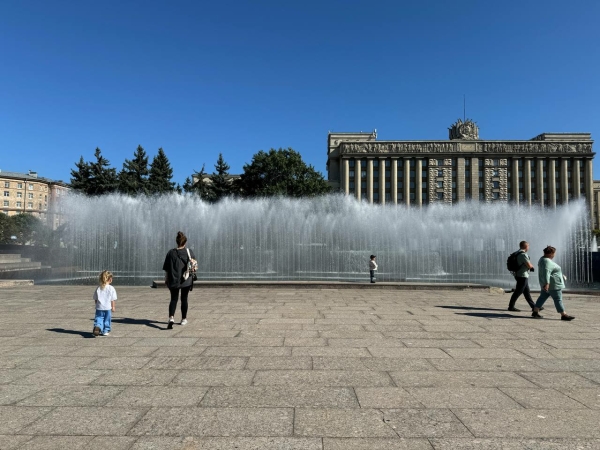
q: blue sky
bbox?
[1,0,598,185]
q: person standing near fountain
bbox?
[369,255,378,283]
[507,241,536,312]
[532,246,574,321]
[163,231,196,329]
[92,270,116,337]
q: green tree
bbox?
[183,165,213,200]
[148,148,176,194]
[210,153,234,202]
[118,145,149,195]
[70,156,91,193]
[8,213,43,244]
[239,148,331,198]
[87,148,118,195]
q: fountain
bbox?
[50,194,592,288]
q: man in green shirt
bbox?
[507,241,537,312]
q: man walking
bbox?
[507,241,537,312]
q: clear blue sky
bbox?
[1,0,599,185]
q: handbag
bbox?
[186,248,198,281]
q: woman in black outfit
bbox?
[163,231,195,329]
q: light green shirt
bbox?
[515,251,530,278]
[537,257,565,290]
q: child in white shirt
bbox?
[93,270,117,337]
[369,255,378,283]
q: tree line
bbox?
[70,146,331,201]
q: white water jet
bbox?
[57,194,593,288]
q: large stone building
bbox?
[327,120,597,225]
[0,170,70,229]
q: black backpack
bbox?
[506,251,521,273]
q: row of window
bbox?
[3,191,47,200]
[2,200,44,209]
[2,181,43,190]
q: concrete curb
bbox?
[0,279,34,287]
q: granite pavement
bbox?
[0,285,599,449]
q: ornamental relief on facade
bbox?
[340,142,592,155]
[484,168,508,202]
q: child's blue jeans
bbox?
[94,309,112,334]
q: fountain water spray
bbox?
[57,194,592,288]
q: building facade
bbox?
[0,170,70,229]
[327,120,596,225]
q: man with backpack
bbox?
[507,241,538,312]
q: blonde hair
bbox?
[99,270,113,289]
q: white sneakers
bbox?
[181,319,188,326]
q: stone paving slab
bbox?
[0,285,599,448]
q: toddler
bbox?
[93,270,117,336]
[369,255,378,283]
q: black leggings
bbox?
[169,286,191,319]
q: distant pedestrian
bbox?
[532,246,574,321]
[507,241,537,312]
[163,231,197,329]
[93,270,116,337]
[369,255,378,283]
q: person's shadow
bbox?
[111,317,166,330]
[46,328,95,338]
[437,306,507,312]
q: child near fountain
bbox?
[92,270,117,337]
[369,255,378,283]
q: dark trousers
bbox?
[508,277,535,309]
[169,286,191,319]
[370,270,375,282]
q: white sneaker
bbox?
[102,332,110,336]
[181,319,188,326]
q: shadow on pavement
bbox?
[437,306,507,312]
[46,328,95,338]
[111,317,166,330]
[457,312,530,319]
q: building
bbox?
[327,120,597,225]
[0,170,70,229]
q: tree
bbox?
[118,145,149,195]
[239,148,331,198]
[210,153,234,202]
[87,148,118,195]
[183,165,213,200]
[148,148,176,194]
[70,156,91,193]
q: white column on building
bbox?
[573,159,581,200]
[549,158,557,208]
[471,157,479,202]
[457,157,465,201]
[585,158,593,214]
[355,159,362,200]
[560,158,569,204]
[512,158,519,205]
[415,159,422,207]
[536,158,544,206]
[367,158,374,204]
[380,157,386,205]
[404,158,410,206]
[524,158,532,206]
[342,158,350,195]
[391,157,398,205]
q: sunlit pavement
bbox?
[1,285,599,449]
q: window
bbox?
[465,159,471,166]
[397,182,403,188]
[437,170,444,177]
[493,159,499,166]
[44,195,47,201]
[437,159,444,166]
[349,171,355,178]
[410,182,415,188]
[437,181,443,188]
[17,183,23,189]
[28,193,33,199]
[373,182,379,189]
[38,203,42,209]
[385,160,391,167]
[465,182,470,189]
[492,192,499,199]
[422,160,427,167]
[361,181,367,189]
[373,159,379,167]
[17,192,22,198]
[16,201,22,207]
[28,184,34,190]
[422,182,427,189]
[492,170,499,177]
[3,201,8,207]
[437,192,444,200]
[361,171,367,178]
[349,181,355,189]
[493,181,500,189]
[3,182,9,188]
[3,191,8,197]
[349,160,355,168]
[27,202,33,209]
[361,160,367,168]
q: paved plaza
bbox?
[1,285,600,449]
